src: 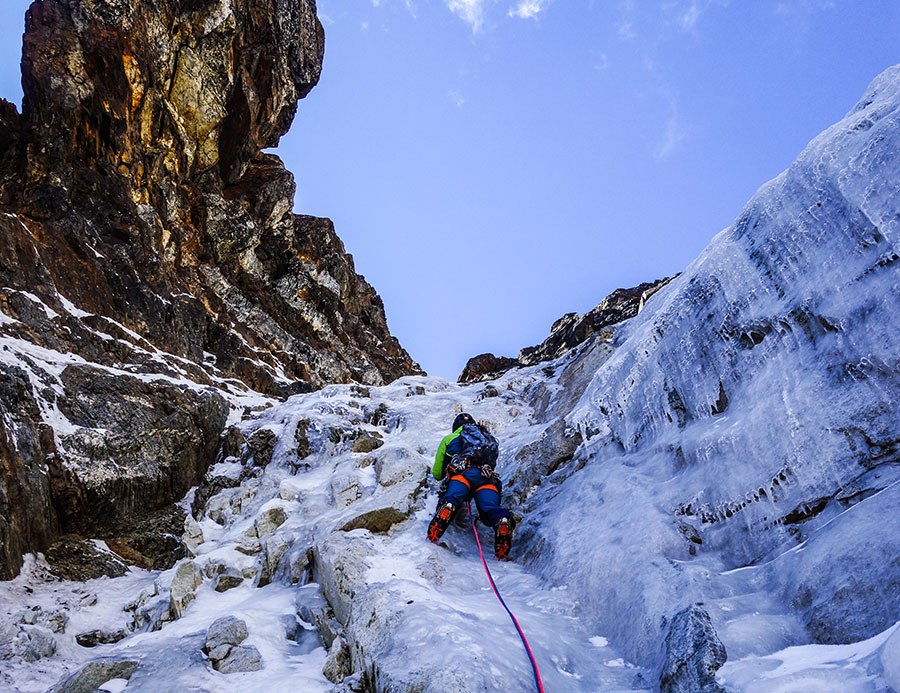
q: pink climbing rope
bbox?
[467,504,545,693]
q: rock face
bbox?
[517,277,674,366]
[457,278,672,382]
[0,0,421,579]
[458,353,520,383]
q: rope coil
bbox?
[467,503,545,692]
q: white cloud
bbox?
[679,0,701,30]
[447,89,467,107]
[508,0,551,20]
[446,0,487,32]
[617,22,635,40]
[592,52,609,71]
[654,97,686,159]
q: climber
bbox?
[427,412,515,559]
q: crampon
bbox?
[427,501,456,543]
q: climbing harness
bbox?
[467,504,545,693]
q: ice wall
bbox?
[523,65,900,669]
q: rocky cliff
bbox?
[0,0,420,580]
[458,276,673,383]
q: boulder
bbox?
[458,353,520,383]
[216,645,263,674]
[314,533,376,626]
[339,507,410,535]
[183,516,204,555]
[48,660,139,693]
[214,572,245,592]
[323,637,352,683]
[204,616,249,652]
[15,625,57,662]
[374,447,422,487]
[75,629,127,647]
[255,506,287,537]
[246,428,278,467]
[351,432,384,454]
[659,604,727,693]
[330,473,363,509]
[258,534,291,587]
[169,560,203,619]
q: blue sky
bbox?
[1,1,899,380]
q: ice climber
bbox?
[427,412,515,559]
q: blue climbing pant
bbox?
[440,466,511,528]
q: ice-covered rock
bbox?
[255,506,287,537]
[14,624,57,662]
[183,516,204,555]
[204,616,249,652]
[659,604,727,693]
[169,560,203,619]
[322,637,352,683]
[351,431,384,454]
[216,645,263,673]
[48,660,139,693]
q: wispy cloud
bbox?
[508,0,552,20]
[678,0,701,30]
[447,89,467,107]
[446,0,488,32]
[617,22,636,40]
[654,96,686,159]
[592,51,610,71]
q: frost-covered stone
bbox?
[213,572,244,592]
[373,447,422,487]
[351,431,383,454]
[236,526,262,555]
[48,660,138,693]
[246,428,278,467]
[659,604,726,693]
[183,516,204,555]
[16,625,57,662]
[314,533,376,627]
[75,629,127,647]
[216,644,263,673]
[258,534,291,586]
[254,506,287,537]
[204,616,249,652]
[169,560,203,619]
[322,637,352,683]
[330,473,363,508]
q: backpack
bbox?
[457,423,499,468]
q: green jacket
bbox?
[432,427,463,480]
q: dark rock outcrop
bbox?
[458,353,520,383]
[518,278,675,366]
[0,0,421,579]
[457,278,674,383]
